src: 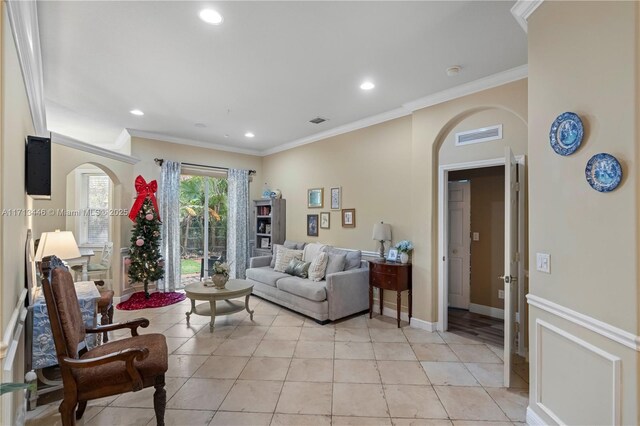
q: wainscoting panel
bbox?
[535,319,620,425]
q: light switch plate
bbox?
[498,290,505,299]
[536,253,550,273]
[472,232,480,241]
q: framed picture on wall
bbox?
[320,212,330,229]
[330,187,341,210]
[341,208,356,228]
[308,188,324,208]
[307,214,319,236]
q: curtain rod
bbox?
[154,158,256,175]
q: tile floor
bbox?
[27,296,529,426]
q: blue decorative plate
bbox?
[549,112,584,156]
[585,153,622,192]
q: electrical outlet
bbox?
[536,253,550,273]
[472,232,480,241]
[498,290,505,299]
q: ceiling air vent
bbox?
[455,124,502,146]
[309,117,328,124]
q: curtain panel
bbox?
[159,160,181,291]
[227,169,250,279]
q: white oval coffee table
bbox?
[184,279,254,332]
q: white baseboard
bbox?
[372,303,437,332]
[469,303,504,320]
[526,406,549,426]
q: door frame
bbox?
[437,155,525,332]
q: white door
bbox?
[503,147,519,387]
[448,181,471,310]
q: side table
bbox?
[368,259,412,327]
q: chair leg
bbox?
[75,401,87,420]
[100,304,111,343]
[153,375,166,426]
[59,399,76,426]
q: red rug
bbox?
[116,291,186,310]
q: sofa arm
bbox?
[326,267,370,321]
[249,256,272,268]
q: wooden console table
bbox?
[368,259,412,327]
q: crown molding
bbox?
[511,0,545,32]
[51,132,140,164]
[6,0,47,136]
[261,106,411,156]
[127,129,262,156]
[403,65,528,112]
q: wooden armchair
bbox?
[40,256,168,426]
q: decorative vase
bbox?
[212,274,228,289]
[400,252,410,264]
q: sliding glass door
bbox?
[179,174,228,285]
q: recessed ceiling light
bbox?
[199,9,223,25]
[360,81,375,90]
[244,132,255,138]
[194,123,206,128]
[130,109,144,116]
[446,65,461,76]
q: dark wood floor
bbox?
[448,307,504,347]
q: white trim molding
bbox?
[534,318,621,426]
[6,0,47,136]
[526,406,548,426]
[469,303,504,320]
[51,132,140,165]
[371,304,436,332]
[511,0,545,32]
[527,294,640,351]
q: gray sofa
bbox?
[245,244,369,322]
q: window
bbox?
[78,172,111,246]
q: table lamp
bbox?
[372,222,392,259]
[35,230,81,262]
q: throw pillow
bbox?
[328,248,361,271]
[303,242,328,262]
[308,252,329,282]
[274,248,303,272]
[270,244,284,269]
[325,253,347,275]
[284,240,306,250]
[285,258,311,278]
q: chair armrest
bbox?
[61,348,149,390]
[249,256,272,268]
[326,268,370,321]
[86,318,149,337]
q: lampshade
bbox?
[372,222,392,241]
[35,230,81,261]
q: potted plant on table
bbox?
[395,240,414,264]
[209,261,230,289]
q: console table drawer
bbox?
[371,272,398,290]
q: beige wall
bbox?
[0,5,33,423]
[263,116,413,312]
[449,166,505,310]
[528,2,639,424]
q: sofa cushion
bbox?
[303,243,328,262]
[285,259,311,278]
[246,266,289,287]
[284,240,306,250]
[270,244,284,268]
[308,252,328,282]
[274,248,303,272]
[327,248,361,271]
[276,276,327,302]
[325,253,347,275]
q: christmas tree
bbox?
[128,198,164,298]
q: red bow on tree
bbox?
[128,175,161,222]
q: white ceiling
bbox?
[38,1,527,154]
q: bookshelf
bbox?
[253,198,286,257]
